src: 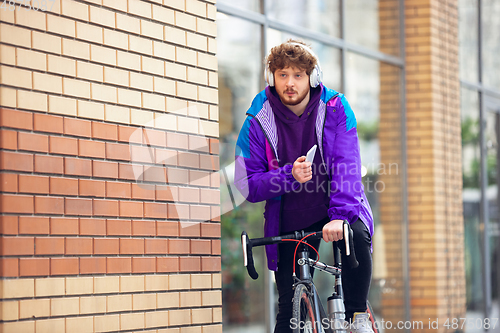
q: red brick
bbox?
[190,205,211,221]
[157,221,178,237]
[212,239,221,255]
[18,174,49,194]
[143,166,166,182]
[178,187,199,203]
[106,181,131,199]
[210,172,219,188]
[93,160,118,178]
[19,216,49,235]
[191,239,211,255]
[131,145,154,164]
[107,257,131,274]
[209,139,219,154]
[180,257,201,272]
[201,222,220,238]
[80,218,106,236]
[167,203,189,220]
[65,197,92,216]
[34,113,64,134]
[20,258,49,276]
[1,194,34,213]
[0,129,17,149]
[157,257,179,273]
[79,139,105,158]
[168,239,189,254]
[189,170,210,187]
[0,108,33,130]
[201,257,221,272]
[155,148,177,166]
[49,136,78,155]
[0,173,18,192]
[0,216,18,235]
[64,117,91,137]
[107,219,131,236]
[0,258,19,277]
[178,151,199,168]
[145,239,167,254]
[106,142,131,161]
[156,185,178,202]
[211,206,220,222]
[34,155,64,174]
[120,238,144,255]
[189,135,210,153]
[131,183,155,200]
[66,238,93,255]
[118,163,142,181]
[51,258,79,275]
[50,177,78,195]
[200,188,220,205]
[35,196,64,214]
[179,221,200,237]
[200,154,219,170]
[131,220,155,236]
[35,237,64,255]
[144,202,167,219]
[64,157,92,176]
[118,126,141,144]
[167,132,188,149]
[50,217,79,235]
[132,257,155,273]
[93,199,119,217]
[17,132,49,153]
[94,238,119,255]
[92,122,118,141]
[166,167,188,185]
[79,179,105,197]
[80,257,106,275]
[143,128,166,147]
[0,151,33,172]
[119,200,143,217]
[1,237,34,255]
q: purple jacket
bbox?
[234,84,374,271]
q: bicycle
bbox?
[241,220,379,333]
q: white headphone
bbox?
[265,42,323,88]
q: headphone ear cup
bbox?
[265,67,274,86]
[309,65,322,88]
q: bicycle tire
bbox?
[292,284,319,333]
[366,301,379,333]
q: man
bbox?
[234,40,374,333]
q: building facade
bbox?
[1,0,221,332]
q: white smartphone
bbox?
[305,145,317,163]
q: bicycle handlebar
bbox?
[241,220,359,280]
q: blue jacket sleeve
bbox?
[234,117,300,203]
[327,95,363,223]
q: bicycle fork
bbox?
[327,242,347,333]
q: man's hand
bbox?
[292,156,312,183]
[322,219,344,242]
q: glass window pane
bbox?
[266,0,340,38]
[345,53,406,324]
[266,29,342,91]
[459,0,479,83]
[346,0,400,56]
[217,15,267,331]
[482,0,500,90]
[218,0,261,13]
[460,88,484,316]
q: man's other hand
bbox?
[292,156,312,183]
[322,219,344,242]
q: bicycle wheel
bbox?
[292,284,319,333]
[366,301,379,333]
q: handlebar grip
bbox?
[241,231,259,280]
[343,221,359,269]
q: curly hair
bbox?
[266,39,317,75]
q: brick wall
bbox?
[405,1,465,332]
[0,0,221,332]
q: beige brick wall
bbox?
[0,0,221,332]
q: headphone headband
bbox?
[265,42,323,88]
